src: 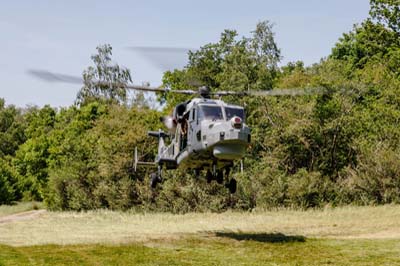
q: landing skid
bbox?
[205,166,237,194]
[150,166,237,194]
[150,165,163,188]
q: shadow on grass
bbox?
[214,232,306,243]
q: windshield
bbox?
[198,105,224,121]
[225,107,245,121]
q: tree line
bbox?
[1,0,399,211]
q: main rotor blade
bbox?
[249,88,325,96]
[95,82,197,94]
[128,46,191,71]
[28,69,323,97]
[212,88,325,97]
[124,85,197,95]
[128,46,191,54]
[28,69,83,84]
[27,69,198,95]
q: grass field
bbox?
[1,204,400,265]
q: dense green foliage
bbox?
[370,0,400,35]
[1,2,400,210]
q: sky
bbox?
[0,0,371,108]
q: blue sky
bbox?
[0,0,370,107]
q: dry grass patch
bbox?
[0,205,400,246]
[0,202,43,217]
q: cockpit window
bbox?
[198,105,224,121]
[225,107,245,121]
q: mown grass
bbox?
[0,237,400,266]
[1,205,400,265]
[2,205,400,246]
[0,202,43,217]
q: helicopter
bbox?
[135,86,250,194]
[131,85,323,192]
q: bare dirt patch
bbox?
[0,210,46,224]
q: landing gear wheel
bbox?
[150,172,162,188]
[216,170,224,184]
[206,170,213,183]
[225,167,231,179]
[194,169,200,179]
[226,178,237,194]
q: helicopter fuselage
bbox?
[155,98,251,172]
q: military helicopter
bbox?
[130,82,323,194]
[135,86,249,193]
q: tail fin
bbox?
[148,130,169,139]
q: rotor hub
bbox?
[198,86,211,99]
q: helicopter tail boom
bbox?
[134,147,156,171]
[148,130,169,139]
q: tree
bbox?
[0,99,27,158]
[0,159,19,204]
[13,106,56,200]
[77,44,132,105]
[331,19,400,69]
[370,0,400,35]
[250,20,281,69]
[44,102,164,210]
[162,21,281,109]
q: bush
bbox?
[0,159,20,204]
[341,144,400,205]
[286,169,337,208]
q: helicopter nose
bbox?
[231,116,242,129]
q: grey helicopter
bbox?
[135,86,250,193]
[127,85,319,193]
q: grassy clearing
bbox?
[1,205,400,265]
[0,238,400,265]
[0,202,43,217]
[1,205,400,246]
